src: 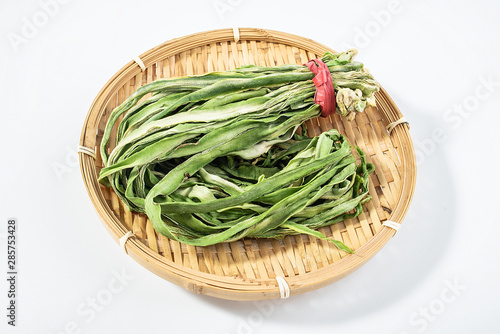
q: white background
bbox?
[1,0,499,333]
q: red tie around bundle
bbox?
[304,59,336,117]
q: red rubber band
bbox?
[304,59,336,117]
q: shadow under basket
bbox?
[79,28,416,301]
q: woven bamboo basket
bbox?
[79,28,416,301]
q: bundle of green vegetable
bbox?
[99,49,378,252]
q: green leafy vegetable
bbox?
[99,50,377,252]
